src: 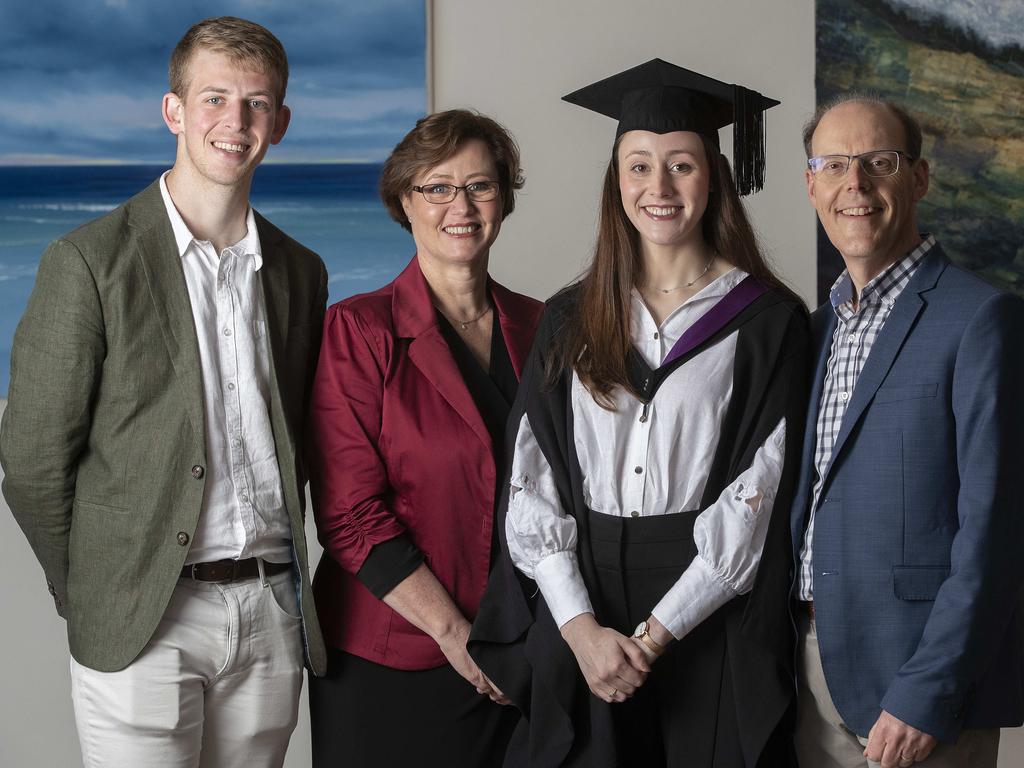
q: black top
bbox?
[356,307,517,599]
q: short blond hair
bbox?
[169,16,289,106]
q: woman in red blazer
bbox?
[307,110,543,768]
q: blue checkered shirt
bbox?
[797,235,935,600]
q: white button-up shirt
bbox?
[159,173,291,565]
[505,269,786,639]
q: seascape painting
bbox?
[0,0,427,396]
[814,0,1024,301]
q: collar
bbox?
[158,171,262,270]
[829,233,936,311]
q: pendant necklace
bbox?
[450,305,491,331]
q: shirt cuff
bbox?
[533,550,594,628]
[651,555,736,640]
[356,533,425,599]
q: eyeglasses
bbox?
[410,181,500,204]
[807,150,914,179]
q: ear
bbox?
[270,104,291,145]
[805,168,816,205]
[911,157,929,201]
[400,192,414,222]
[162,92,184,135]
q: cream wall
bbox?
[431,0,820,305]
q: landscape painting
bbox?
[814,0,1024,302]
[0,1,427,396]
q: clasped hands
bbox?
[560,613,667,703]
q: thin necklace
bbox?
[446,304,492,331]
[650,253,716,294]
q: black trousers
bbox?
[309,648,518,768]
[589,509,745,768]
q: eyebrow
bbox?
[197,86,274,98]
[422,171,493,181]
[623,148,698,159]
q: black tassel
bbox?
[732,84,767,196]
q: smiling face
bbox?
[162,48,290,191]
[617,130,710,252]
[401,139,502,271]
[806,101,929,279]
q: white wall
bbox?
[4,1,1022,766]
[431,0,819,305]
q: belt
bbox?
[795,599,815,620]
[180,557,291,583]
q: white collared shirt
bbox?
[159,172,291,565]
[505,268,786,639]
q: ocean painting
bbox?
[814,0,1024,302]
[0,1,427,396]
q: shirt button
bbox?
[227,382,235,391]
[848,334,856,343]
[177,531,190,546]
[239,491,249,502]
[191,465,205,479]
[631,510,640,518]
[223,328,232,336]
[634,466,643,474]
[840,391,849,402]
[653,332,659,340]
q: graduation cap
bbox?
[562,58,780,195]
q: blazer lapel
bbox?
[393,258,492,451]
[490,279,536,380]
[791,307,837,549]
[823,249,947,482]
[131,182,206,443]
[255,215,290,385]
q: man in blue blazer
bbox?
[791,95,1024,768]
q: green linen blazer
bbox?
[0,180,328,675]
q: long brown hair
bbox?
[548,133,792,408]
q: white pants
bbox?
[71,565,304,768]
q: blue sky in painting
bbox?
[887,0,1023,49]
[0,0,426,164]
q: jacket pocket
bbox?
[874,382,938,405]
[892,565,949,600]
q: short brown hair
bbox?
[380,110,524,232]
[802,93,922,159]
[169,16,289,106]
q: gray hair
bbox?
[802,93,923,159]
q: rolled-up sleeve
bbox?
[652,417,786,639]
[308,304,410,574]
[505,413,593,628]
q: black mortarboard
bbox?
[562,58,780,195]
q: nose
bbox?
[652,166,674,197]
[223,99,250,131]
[845,158,872,191]
[448,186,477,212]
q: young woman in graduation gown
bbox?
[469,60,809,767]
[307,110,543,767]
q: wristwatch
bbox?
[632,620,665,656]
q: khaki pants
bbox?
[795,613,999,768]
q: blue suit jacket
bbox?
[790,244,1024,741]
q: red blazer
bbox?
[308,256,543,670]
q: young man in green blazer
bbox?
[0,16,327,766]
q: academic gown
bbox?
[469,281,810,767]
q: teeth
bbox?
[841,207,876,216]
[443,225,479,234]
[213,141,247,153]
[644,206,678,216]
